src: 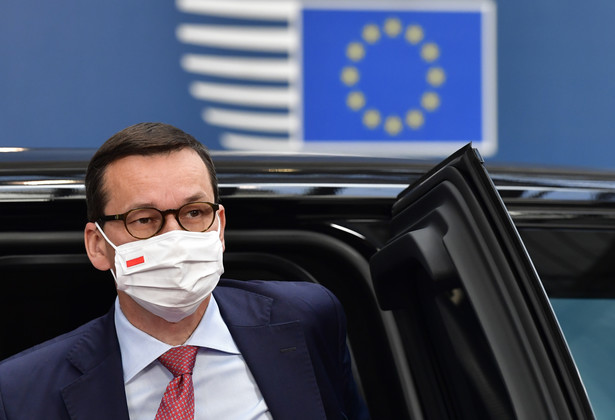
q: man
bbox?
[0,122,369,419]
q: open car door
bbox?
[370,145,594,419]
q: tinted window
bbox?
[521,228,615,419]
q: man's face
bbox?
[95,148,225,267]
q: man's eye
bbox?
[127,213,160,225]
[186,210,202,218]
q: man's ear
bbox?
[217,205,226,252]
[84,222,113,271]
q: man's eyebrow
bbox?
[186,193,209,203]
[122,194,211,212]
[120,202,156,211]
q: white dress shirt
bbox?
[114,296,273,420]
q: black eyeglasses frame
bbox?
[98,201,220,239]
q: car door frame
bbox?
[370,144,594,419]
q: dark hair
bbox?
[85,122,218,222]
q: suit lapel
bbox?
[61,308,130,420]
[57,285,327,420]
[214,286,327,420]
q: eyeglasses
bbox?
[99,201,219,239]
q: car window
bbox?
[520,228,615,419]
[550,298,615,418]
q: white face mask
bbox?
[95,219,224,323]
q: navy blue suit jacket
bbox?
[0,279,369,419]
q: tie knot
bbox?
[158,345,198,377]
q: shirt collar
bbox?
[114,294,240,383]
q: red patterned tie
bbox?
[155,345,199,420]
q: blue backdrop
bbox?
[2,0,615,170]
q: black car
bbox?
[1,144,613,419]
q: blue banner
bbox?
[302,8,483,144]
[0,1,496,157]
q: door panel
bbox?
[370,145,593,419]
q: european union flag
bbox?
[301,5,494,154]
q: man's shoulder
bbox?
[216,278,338,305]
[0,310,112,372]
[214,279,343,326]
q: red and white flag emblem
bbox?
[126,256,145,268]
